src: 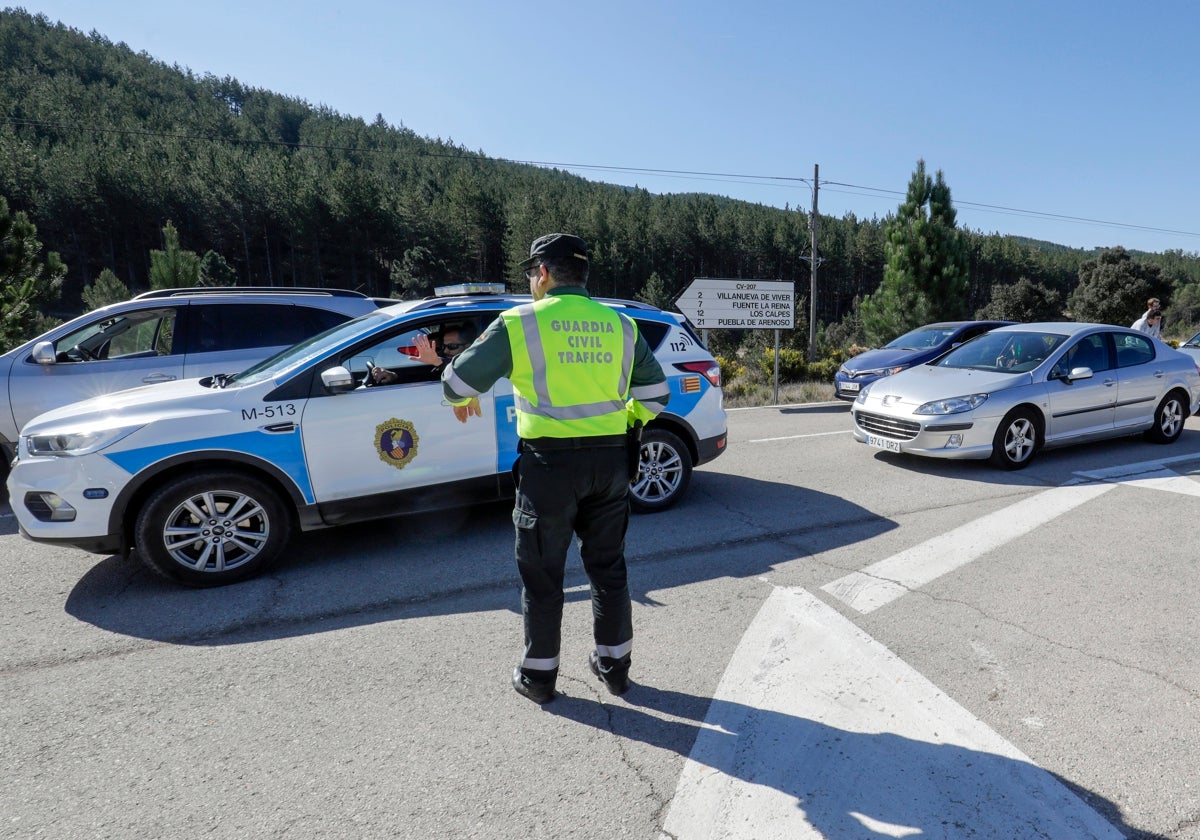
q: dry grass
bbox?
[722,379,838,408]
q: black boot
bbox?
[512,667,556,704]
[589,651,630,696]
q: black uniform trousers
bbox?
[512,436,632,687]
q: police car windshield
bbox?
[226,310,392,387]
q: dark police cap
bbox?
[519,233,589,268]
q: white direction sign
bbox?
[675,278,795,329]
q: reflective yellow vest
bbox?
[502,295,637,439]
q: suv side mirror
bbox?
[320,365,355,392]
[31,341,57,365]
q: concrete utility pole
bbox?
[808,163,819,362]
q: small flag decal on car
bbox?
[680,376,702,394]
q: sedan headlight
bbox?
[915,394,988,415]
[24,424,143,457]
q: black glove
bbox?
[626,420,643,480]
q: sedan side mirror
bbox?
[31,341,57,365]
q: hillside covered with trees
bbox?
[4,7,1200,372]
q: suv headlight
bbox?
[914,394,988,415]
[24,424,143,457]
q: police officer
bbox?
[442,233,670,703]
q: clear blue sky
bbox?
[16,0,1200,254]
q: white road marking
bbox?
[661,587,1121,840]
[821,454,1200,615]
[748,430,851,443]
[821,482,1115,614]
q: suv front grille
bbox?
[855,411,921,441]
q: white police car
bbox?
[6,286,727,586]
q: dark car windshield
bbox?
[936,331,1067,373]
[883,326,956,351]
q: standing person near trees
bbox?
[1134,298,1163,338]
[441,233,670,704]
[1132,308,1163,337]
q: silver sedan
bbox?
[850,322,1200,469]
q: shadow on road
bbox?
[61,475,896,645]
[547,685,1165,840]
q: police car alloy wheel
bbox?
[134,471,292,586]
[630,428,692,513]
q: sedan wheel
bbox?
[1144,391,1186,444]
[630,428,692,513]
[989,409,1039,470]
[135,471,292,586]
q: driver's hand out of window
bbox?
[370,366,399,384]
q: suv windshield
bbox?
[228,310,392,386]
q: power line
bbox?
[5,116,1198,241]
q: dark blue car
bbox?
[833,320,1014,401]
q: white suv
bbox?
[0,287,396,476]
[7,289,727,587]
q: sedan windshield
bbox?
[936,331,1067,373]
[884,326,956,350]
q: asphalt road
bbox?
[2,404,1198,839]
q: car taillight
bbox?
[398,346,421,357]
[675,361,721,387]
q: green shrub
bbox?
[756,348,807,380]
[806,358,842,381]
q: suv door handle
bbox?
[141,373,178,384]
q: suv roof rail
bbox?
[134,286,369,300]
[403,293,661,315]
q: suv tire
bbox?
[135,471,292,587]
[630,428,692,513]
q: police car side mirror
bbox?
[320,365,356,393]
[31,341,57,365]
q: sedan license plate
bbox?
[867,435,901,453]
[840,381,860,393]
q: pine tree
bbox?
[149,221,202,290]
[0,196,65,351]
[635,272,672,310]
[82,268,130,311]
[859,161,969,344]
[199,250,238,286]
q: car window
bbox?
[1113,332,1155,368]
[190,303,349,354]
[345,318,482,387]
[50,307,177,362]
[1052,335,1110,377]
[631,318,671,351]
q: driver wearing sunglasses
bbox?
[370,323,476,384]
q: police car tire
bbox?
[134,471,292,587]
[630,428,692,514]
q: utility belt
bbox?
[519,434,628,452]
